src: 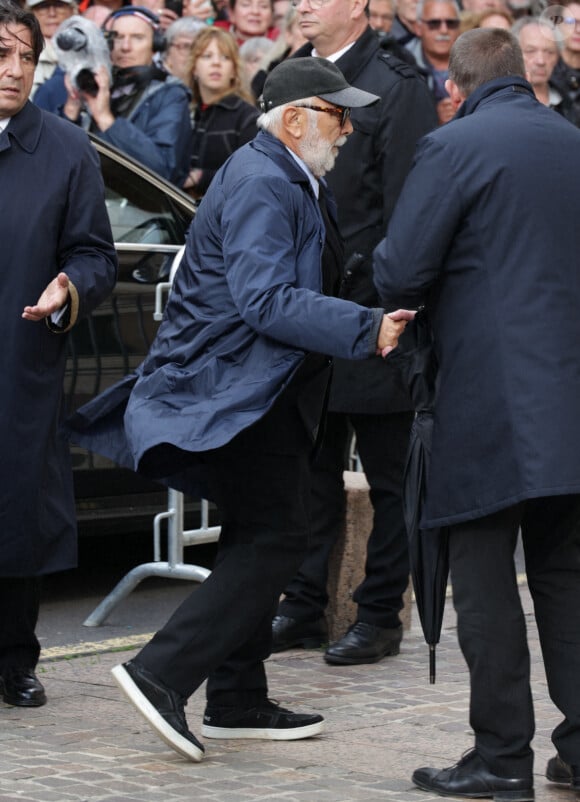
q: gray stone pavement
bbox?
[0,581,574,802]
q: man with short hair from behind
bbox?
[374,27,580,800]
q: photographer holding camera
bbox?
[62,6,191,184]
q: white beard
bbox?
[299,118,347,177]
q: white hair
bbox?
[257,95,316,133]
[416,0,460,20]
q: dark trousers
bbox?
[449,495,580,778]
[136,424,313,705]
[279,410,413,630]
[0,576,42,670]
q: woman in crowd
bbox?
[183,26,258,198]
[214,0,278,45]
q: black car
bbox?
[65,136,197,537]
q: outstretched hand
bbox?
[22,272,70,322]
[377,308,417,357]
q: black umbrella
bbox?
[390,308,449,683]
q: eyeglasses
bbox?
[421,17,460,29]
[169,41,194,52]
[294,104,351,126]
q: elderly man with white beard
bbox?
[67,56,413,762]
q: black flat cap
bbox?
[260,57,380,111]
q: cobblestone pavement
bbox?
[0,582,575,802]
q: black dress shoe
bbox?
[0,667,47,707]
[271,615,328,652]
[324,621,402,665]
[412,749,534,801]
[546,754,580,789]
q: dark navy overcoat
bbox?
[374,77,580,529]
[1,102,117,576]
[69,130,384,493]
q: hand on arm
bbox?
[377,309,416,357]
[22,272,70,322]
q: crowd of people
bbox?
[3,0,580,799]
[12,0,580,195]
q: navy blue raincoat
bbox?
[69,130,384,494]
[374,77,580,529]
[1,102,117,576]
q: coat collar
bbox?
[454,75,536,120]
[293,25,378,84]
[251,129,314,189]
[0,101,43,155]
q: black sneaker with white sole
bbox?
[111,661,204,762]
[201,699,324,740]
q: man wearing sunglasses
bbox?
[405,0,461,123]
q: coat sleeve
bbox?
[99,82,192,184]
[373,135,463,310]
[56,136,118,325]
[220,175,379,360]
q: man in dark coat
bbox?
[374,27,580,800]
[68,57,412,762]
[0,1,117,708]
[271,0,437,665]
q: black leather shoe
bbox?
[111,660,204,762]
[412,749,534,801]
[0,668,47,707]
[271,615,328,652]
[546,754,580,789]
[324,621,402,665]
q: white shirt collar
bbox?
[0,118,10,133]
[286,146,320,198]
[311,42,355,62]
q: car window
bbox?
[98,150,193,246]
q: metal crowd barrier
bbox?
[83,493,220,627]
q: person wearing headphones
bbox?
[62,6,192,184]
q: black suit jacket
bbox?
[294,29,437,413]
